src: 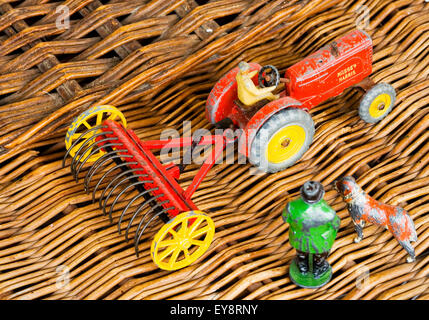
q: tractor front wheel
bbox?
[359,83,396,123]
[249,108,315,173]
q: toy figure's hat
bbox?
[301,181,324,204]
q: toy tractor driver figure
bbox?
[236,61,280,107]
[283,181,340,288]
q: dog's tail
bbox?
[389,208,418,243]
[404,210,418,242]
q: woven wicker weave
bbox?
[0,0,428,300]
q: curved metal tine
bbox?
[63,125,106,167]
[107,179,153,223]
[73,138,120,179]
[74,141,121,182]
[134,206,175,257]
[71,135,113,179]
[119,187,159,237]
[92,162,138,203]
[133,196,166,241]
[84,152,132,193]
[100,169,145,209]
[130,200,172,243]
[70,132,112,175]
[98,168,148,209]
[84,149,125,189]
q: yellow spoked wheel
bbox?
[65,105,127,163]
[359,83,396,123]
[267,125,306,164]
[151,211,215,271]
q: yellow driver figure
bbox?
[236,61,279,107]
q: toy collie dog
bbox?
[335,176,417,262]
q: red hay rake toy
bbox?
[64,29,396,270]
[64,105,233,270]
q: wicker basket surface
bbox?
[0,0,428,300]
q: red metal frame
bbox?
[101,120,231,218]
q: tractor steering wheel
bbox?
[258,65,280,88]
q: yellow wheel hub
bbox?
[267,125,306,164]
[369,93,391,119]
[65,105,127,163]
[151,211,215,271]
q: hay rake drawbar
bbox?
[64,105,230,270]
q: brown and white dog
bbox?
[335,176,418,262]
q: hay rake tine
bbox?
[107,179,154,222]
[71,132,113,175]
[74,141,122,182]
[63,125,107,167]
[134,198,169,242]
[100,169,146,210]
[83,149,127,190]
[124,192,167,242]
[102,175,149,216]
[72,137,115,179]
[135,207,173,257]
[131,196,166,240]
[118,187,159,236]
[92,162,138,203]
[84,152,133,193]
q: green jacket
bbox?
[283,198,340,254]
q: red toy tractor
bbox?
[206,29,396,173]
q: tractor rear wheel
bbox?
[249,108,314,173]
[359,83,395,123]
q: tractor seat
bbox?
[234,98,271,114]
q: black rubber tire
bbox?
[359,83,396,123]
[258,65,280,88]
[249,108,315,173]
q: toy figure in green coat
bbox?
[283,181,340,288]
